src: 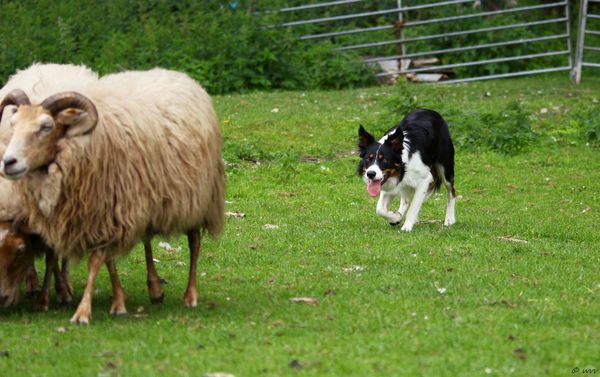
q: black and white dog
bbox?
[357,109,456,232]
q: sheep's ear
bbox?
[358,125,375,152]
[55,108,96,137]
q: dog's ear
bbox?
[384,129,404,153]
[358,125,375,153]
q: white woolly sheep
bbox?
[0,63,169,310]
[0,63,99,309]
[0,68,225,324]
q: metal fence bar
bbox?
[282,0,476,27]
[335,18,566,52]
[565,1,574,69]
[584,46,600,51]
[440,66,571,84]
[585,30,600,35]
[376,50,570,76]
[301,25,394,40]
[402,2,566,28]
[583,62,600,67]
[364,34,567,63]
[300,2,566,40]
[271,0,574,84]
[573,0,589,83]
[396,0,405,72]
[588,14,600,20]
[279,0,364,12]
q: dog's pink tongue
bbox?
[367,180,382,197]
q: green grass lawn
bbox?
[1,73,599,376]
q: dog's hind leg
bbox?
[437,164,456,226]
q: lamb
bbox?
[0,63,100,309]
[0,68,225,324]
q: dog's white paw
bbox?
[444,218,455,226]
[401,222,414,232]
[387,212,402,225]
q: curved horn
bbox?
[41,91,98,130]
[0,89,31,122]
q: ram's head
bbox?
[0,89,98,180]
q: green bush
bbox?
[380,88,537,154]
[0,0,375,94]
[449,101,538,154]
[570,105,600,145]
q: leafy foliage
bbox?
[0,1,375,94]
[450,101,538,154]
[570,104,600,145]
[380,84,537,154]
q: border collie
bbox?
[357,109,456,232]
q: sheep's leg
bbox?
[144,240,164,304]
[25,262,40,298]
[54,256,72,305]
[38,249,58,311]
[183,228,201,308]
[61,258,73,296]
[106,259,127,316]
[70,250,105,325]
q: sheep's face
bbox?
[1,106,61,179]
[0,222,31,307]
[1,105,95,180]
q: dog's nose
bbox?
[366,171,376,179]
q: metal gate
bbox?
[271,1,574,83]
[573,0,600,83]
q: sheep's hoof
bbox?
[184,288,198,308]
[150,292,164,305]
[70,311,91,325]
[109,299,128,316]
[110,307,128,316]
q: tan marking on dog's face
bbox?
[0,222,32,307]
[383,168,401,178]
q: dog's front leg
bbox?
[401,179,432,232]
[376,192,402,225]
[398,190,409,218]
